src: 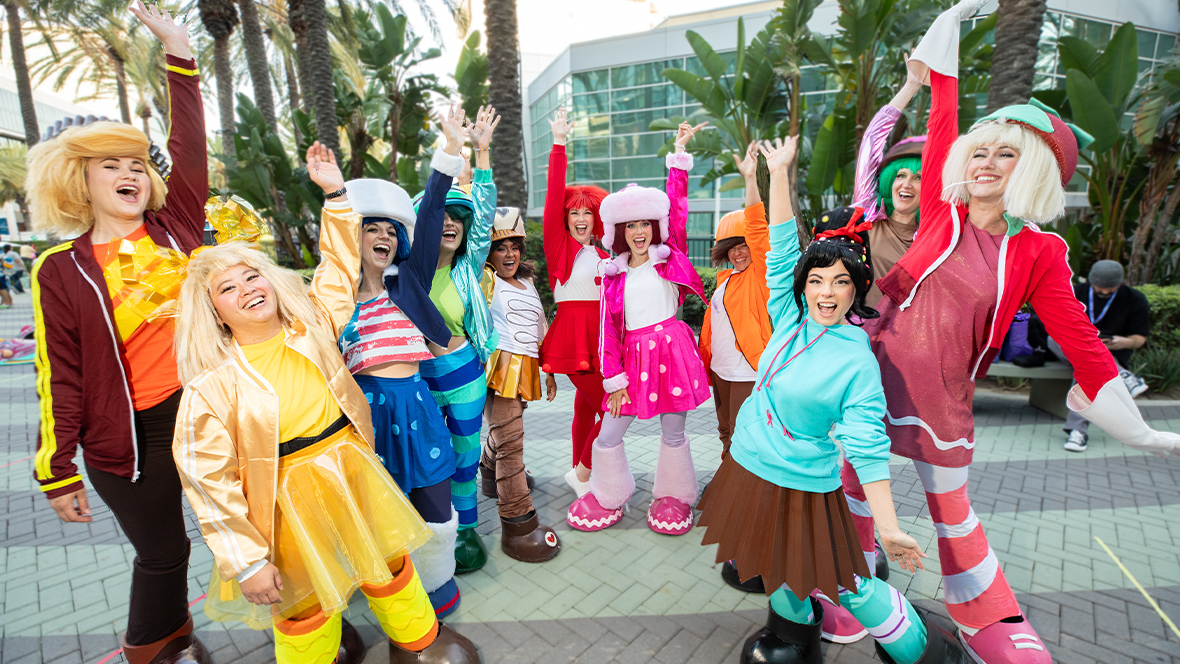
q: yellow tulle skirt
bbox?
[485,349,541,401]
[204,427,431,629]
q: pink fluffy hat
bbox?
[599,184,671,252]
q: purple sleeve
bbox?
[853,106,902,223]
[664,152,691,254]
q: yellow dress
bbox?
[204,332,430,628]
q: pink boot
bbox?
[648,436,697,535]
[568,442,633,532]
[812,592,868,644]
[959,616,1051,664]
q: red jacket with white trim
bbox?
[875,70,1117,398]
[32,55,207,499]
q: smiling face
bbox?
[210,263,280,341]
[86,156,151,222]
[361,221,399,273]
[489,239,522,280]
[965,142,1020,202]
[805,262,856,326]
[891,168,921,217]
[567,207,595,245]
[728,242,751,272]
[624,220,652,257]
[440,212,466,253]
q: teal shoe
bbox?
[454,527,488,574]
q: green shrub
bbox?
[681,267,718,331]
[1139,284,1180,351]
[1130,346,1180,393]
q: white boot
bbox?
[1069,378,1180,457]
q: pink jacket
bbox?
[876,70,1116,398]
[598,159,705,391]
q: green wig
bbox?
[877,156,922,221]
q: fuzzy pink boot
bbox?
[568,442,634,532]
[648,436,696,535]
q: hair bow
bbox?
[814,207,872,244]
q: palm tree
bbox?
[3,1,40,146]
[289,0,339,155]
[484,0,526,209]
[238,0,278,130]
[199,0,240,158]
[986,0,1046,111]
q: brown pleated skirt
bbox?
[698,457,870,605]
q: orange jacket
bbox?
[699,202,774,381]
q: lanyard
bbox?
[1088,287,1116,325]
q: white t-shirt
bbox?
[623,258,679,331]
[709,276,758,382]
[553,246,601,303]
[490,275,545,358]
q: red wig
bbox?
[564,185,608,240]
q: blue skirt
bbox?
[354,373,455,491]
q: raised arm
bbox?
[544,110,574,289]
[733,142,770,268]
[853,67,920,222]
[305,142,361,337]
[131,2,207,250]
[463,106,500,272]
[663,122,707,253]
[404,115,467,291]
[761,138,802,325]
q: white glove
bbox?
[1069,378,1180,457]
[909,0,989,80]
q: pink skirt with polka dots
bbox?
[607,316,711,420]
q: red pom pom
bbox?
[578,361,590,371]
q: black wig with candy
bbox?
[792,206,879,325]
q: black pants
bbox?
[409,479,452,523]
[86,389,191,646]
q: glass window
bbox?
[1158,35,1176,59]
[1080,19,1111,46]
[611,178,662,192]
[573,160,610,182]
[1036,41,1057,77]
[573,92,610,117]
[572,114,610,138]
[800,68,828,93]
[612,133,670,157]
[572,137,610,160]
[688,176,713,200]
[611,59,683,88]
[612,109,664,134]
[687,212,713,237]
[572,69,609,94]
[1138,29,1159,59]
[612,156,665,180]
[685,51,736,77]
[1059,14,1079,39]
[719,175,744,199]
[611,84,684,112]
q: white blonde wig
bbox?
[175,242,324,385]
[941,120,1066,224]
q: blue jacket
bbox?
[729,220,892,493]
[382,167,454,348]
[447,169,499,362]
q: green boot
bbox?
[454,527,488,574]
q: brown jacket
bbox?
[172,204,373,581]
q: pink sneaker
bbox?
[647,497,693,535]
[812,592,867,643]
[959,616,1051,664]
[567,493,623,532]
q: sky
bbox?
[1,0,756,136]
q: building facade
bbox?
[524,0,1180,265]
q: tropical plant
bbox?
[455,30,489,119]
[4,1,40,146]
[237,0,278,130]
[987,0,1047,111]
[288,0,339,155]
[1128,54,1180,284]
[199,0,240,158]
[486,0,528,209]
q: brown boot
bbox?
[500,511,561,563]
[389,623,481,663]
[337,618,365,664]
[121,616,213,664]
[479,464,535,499]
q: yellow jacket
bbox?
[172,204,374,582]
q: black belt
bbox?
[279,414,350,457]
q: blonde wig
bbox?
[175,242,324,385]
[25,121,168,236]
[940,120,1066,224]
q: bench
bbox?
[986,360,1074,419]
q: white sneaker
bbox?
[564,467,591,497]
[1120,370,1149,398]
[1064,430,1088,452]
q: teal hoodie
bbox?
[729,219,892,493]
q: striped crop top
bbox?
[339,296,435,372]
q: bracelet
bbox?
[472,147,489,152]
[324,187,347,200]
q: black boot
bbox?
[721,560,766,594]
[741,598,823,664]
[873,606,967,664]
[337,618,365,664]
[875,540,890,581]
